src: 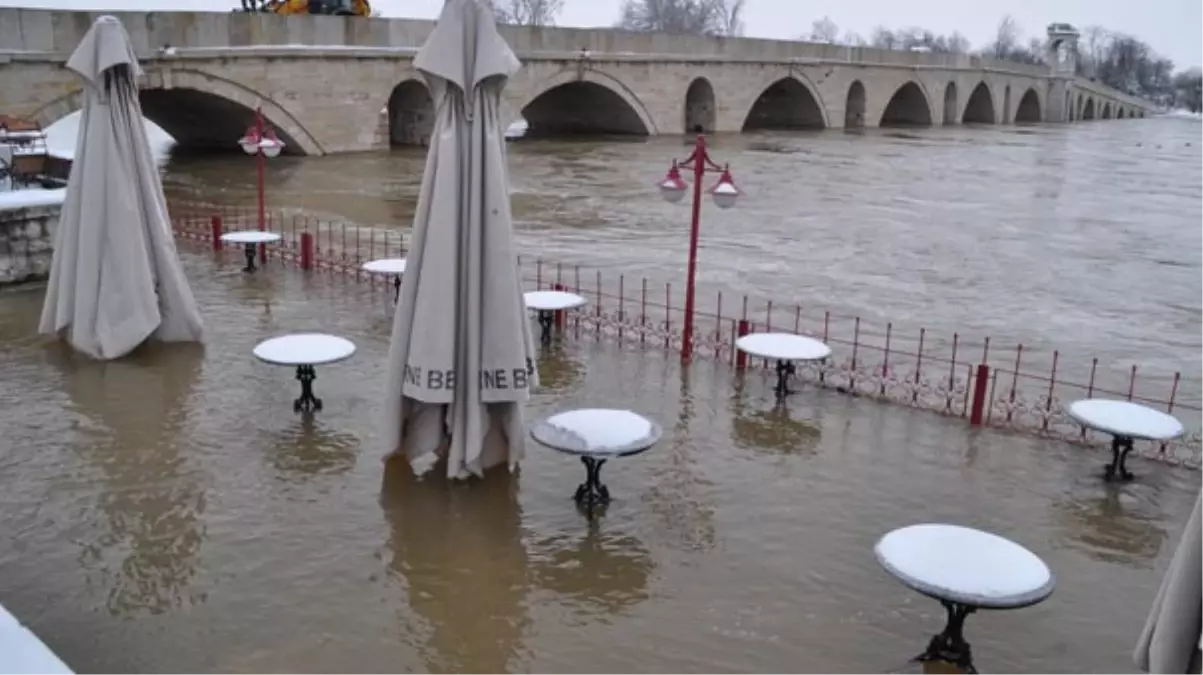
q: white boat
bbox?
[0,602,73,674]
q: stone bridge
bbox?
[0,9,1152,156]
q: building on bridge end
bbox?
[0,9,1154,157]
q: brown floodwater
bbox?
[0,250,1198,673]
[159,118,1203,410]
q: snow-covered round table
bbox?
[362,258,407,303]
[735,332,832,398]
[220,230,281,273]
[1067,399,1184,481]
[875,524,1055,673]
[253,333,356,413]
[531,408,662,516]
[524,290,587,345]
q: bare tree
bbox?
[809,16,839,43]
[614,0,744,36]
[617,0,724,35]
[869,26,896,50]
[715,0,745,36]
[491,0,564,26]
[842,30,866,47]
[1080,25,1110,75]
[946,31,969,54]
[987,15,1020,60]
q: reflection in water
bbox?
[380,461,530,673]
[1054,484,1168,565]
[642,369,717,553]
[533,344,585,392]
[260,414,358,479]
[730,378,822,453]
[530,522,653,617]
[51,343,208,617]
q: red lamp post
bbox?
[657,134,741,362]
[237,107,284,261]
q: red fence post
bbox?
[970,363,990,426]
[735,319,750,370]
[300,232,314,271]
[552,283,566,331]
[211,216,223,251]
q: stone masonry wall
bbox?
[0,203,58,285]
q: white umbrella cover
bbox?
[38,15,204,360]
[1134,490,1202,673]
[381,0,537,479]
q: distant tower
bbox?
[1046,23,1080,77]
[1046,23,1080,122]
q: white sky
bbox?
[2,0,1200,68]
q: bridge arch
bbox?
[880,80,933,127]
[1116,107,1126,119]
[942,82,958,125]
[387,79,434,147]
[844,80,866,129]
[961,82,996,124]
[742,75,827,130]
[1014,87,1041,123]
[1101,102,1112,119]
[1082,97,1096,120]
[30,67,322,156]
[521,69,654,137]
[683,77,716,133]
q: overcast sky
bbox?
[2,0,1199,68]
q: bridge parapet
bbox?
[0,7,1049,77]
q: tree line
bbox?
[488,0,1201,111]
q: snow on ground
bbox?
[44,112,175,162]
[0,188,67,210]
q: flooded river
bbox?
[0,253,1198,673]
[161,118,1203,407]
[1,118,1198,673]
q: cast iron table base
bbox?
[538,310,555,345]
[293,365,322,413]
[913,600,978,674]
[1104,435,1136,482]
[773,359,797,398]
[242,243,258,273]
[572,456,610,516]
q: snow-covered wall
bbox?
[0,189,64,285]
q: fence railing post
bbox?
[970,363,990,426]
[735,319,750,370]
[300,232,314,271]
[211,215,223,251]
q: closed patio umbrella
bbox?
[39,15,204,360]
[381,0,536,479]
[1134,490,1202,673]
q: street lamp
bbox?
[657,134,741,362]
[237,106,285,238]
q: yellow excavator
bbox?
[239,0,372,16]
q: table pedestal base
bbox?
[573,456,610,513]
[774,359,796,398]
[294,365,323,413]
[392,275,402,303]
[1103,435,1135,482]
[538,310,555,346]
[242,243,258,273]
[915,601,977,674]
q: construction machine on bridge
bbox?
[238,0,372,16]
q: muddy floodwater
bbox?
[161,118,1203,408]
[0,248,1198,673]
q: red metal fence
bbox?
[168,201,1203,470]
